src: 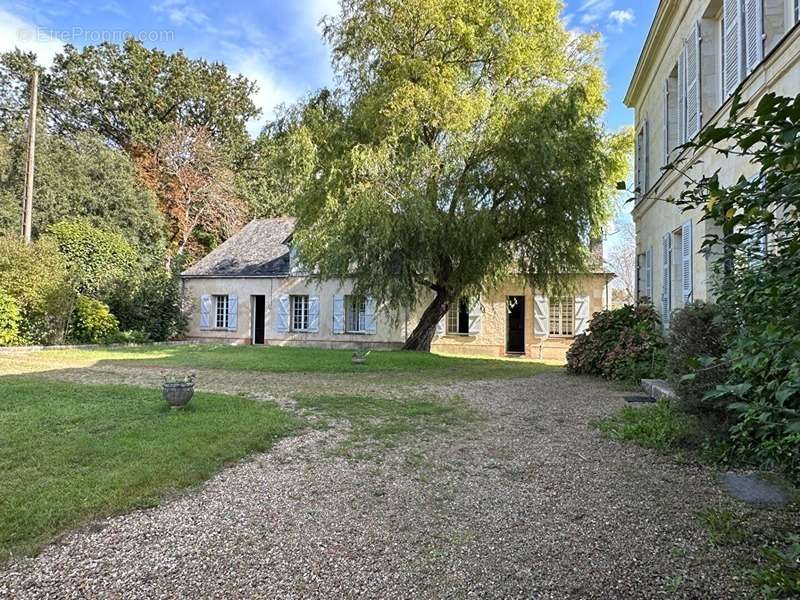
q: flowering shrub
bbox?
[567,303,666,382]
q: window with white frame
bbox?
[345,295,367,333]
[291,295,309,331]
[214,294,229,329]
[548,297,575,337]
[446,298,470,335]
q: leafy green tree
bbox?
[107,267,188,342]
[266,0,630,350]
[34,39,258,161]
[0,130,165,253]
[0,235,72,344]
[45,219,138,298]
[670,92,800,481]
[1,42,259,259]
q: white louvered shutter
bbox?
[332,295,344,334]
[436,314,446,336]
[661,234,672,330]
[534,295,549,337]
[308,296,320,332]
[724,0,742,97]
[199,294,211,330]
[468,300,482,335]
[227,295,238,331]
[645,247,654,301]
[635,253,641,300]
[276,295,290,332]
[686,22,702,139]
[681,221,693,305]
[679,45,686,143]
[574,295,590,335]
[635,127,643,194]
[644,120,650,192]
[663,79,670,164]
[744,0,763,74]
[364,297,377,334]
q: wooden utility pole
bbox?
[21,69,38,243]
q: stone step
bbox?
[640,378,678,402]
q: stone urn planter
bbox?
[351,350,370,365]
[161,372,196,409]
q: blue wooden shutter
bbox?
[686,21,702,139]
[308,296,320,332]
[364,297,377,334]
[276,295,290,332]
[744,0,763,74]
[724,0,742,97]
[574,295,590,335]
[199,294,211,330]
[534,295,548,336]
[227,295,238,331]
[332,295,345,334]
[468,299,482,335]
[681,220,693,304]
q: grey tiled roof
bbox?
[181,218,296,277]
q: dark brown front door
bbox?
[506,296,525,354]
[253,295,265,344]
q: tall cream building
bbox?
[625,0,799,327]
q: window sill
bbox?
[444,332,472,337]
[344,331,374,335]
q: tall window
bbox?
[345,295,367,333]
[214,295,229,329]
[446,298,470,335]
[548,297,575,337]
[291,295,309,331]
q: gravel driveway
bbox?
[0,373,773,598]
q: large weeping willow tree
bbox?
[261,0,631,351]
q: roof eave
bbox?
[624,0,679,108]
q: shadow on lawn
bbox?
[0,344,564,386]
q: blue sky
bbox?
[1,0,658,136]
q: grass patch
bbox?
[3,345,561,383]
[295,394,478,455]
[0,376,298,560]
[697,507,749,546]
[593,400,702,452]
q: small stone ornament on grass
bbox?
[351,349,370,365]
[161,371,196,409]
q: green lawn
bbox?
[0,377,298,560]
[0,345,557,560]
[14,344,561,381]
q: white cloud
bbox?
[579,0,614,25]
[608,9,635,30]
[0,9,65,66]
[152,0,208,28]
[229,52,301,136]
[305,0,340,30]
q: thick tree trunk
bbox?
[402,289,452,352]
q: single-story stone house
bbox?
[181,219,614,361]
